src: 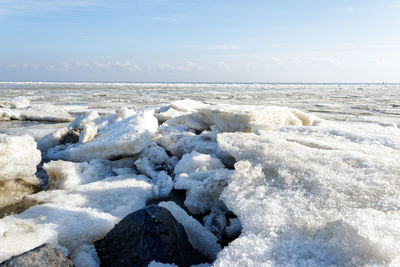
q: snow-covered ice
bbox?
[0,82,400,266]
[0,134,41,210]
[45,110,158,161]
[0,159,154,263]
[214,122,400,266]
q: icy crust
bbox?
[45,110,158,162]
[173,151,233,214]
[0,159,154,264]
[0,134,41,185]
[214,123,400,266]
[0,97,74,122]
[154,99,210,123]
[162,104,320,133]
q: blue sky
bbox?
[0,0,399,82]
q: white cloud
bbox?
[2,61,142,72]
[0,0,100,16]
[190,45,242,50]
[271,57,283,64]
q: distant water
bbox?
[0,82,399,138]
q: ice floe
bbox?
[45,110,158,161]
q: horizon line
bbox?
[0,81,398,85]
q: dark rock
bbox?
[59,129,80,145]
[95,205,208,267]
[0,243,73,267]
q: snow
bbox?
[214,123,400,266]
[158,201,221,260]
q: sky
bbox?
[0,0,399,82]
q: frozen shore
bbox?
[0,84,400,266]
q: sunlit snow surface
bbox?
[0,82,400,266]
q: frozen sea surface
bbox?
[0,82,400,266]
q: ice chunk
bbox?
[169,130,235,167]
[214,126,400,266]
[152,171,174,198]
[148,261,177,267]
[44,160,114,190]
[170,99,210,113]
[37,111,100,152]
[202,207,227,239]
[0,134,41,184]
[0,104,74,122]
[134,143,174,198]
[174,169,233,214]
[158,201,221,260]
[0,173,154,263]
[79,122,97,143]
[153,124,195,153]
[198,104,320,132]
[162,104,320,133]
[174,151,224,175]
[71,244,99,267]
[134,144,170,179]
[47,111,158,161]
[0,96,30,109]
[155,99,209,123]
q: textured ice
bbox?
[0,103,74,122]
[214,123,400,266]
[163,104,320,133]
[43,160,114,190]
[0,134,41,211]
[0,134,41,185]
[148,261,177,267]
[155,99,210,123]
[172,151,232,213]
[174,169,233,214]
[0,97,30,109]
[158,201,221,260]
[46,110,158,161]
[1,87,400,266]
[174,151,224,176]
[134,144,174,198]
[198,104,320,132]
[0,163,154,263]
